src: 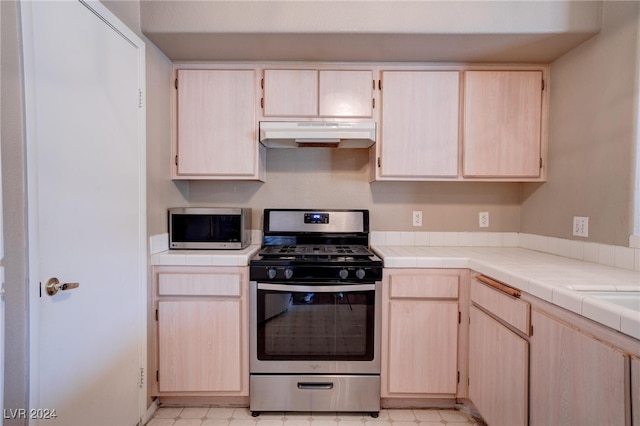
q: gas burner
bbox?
[250,209,382,283]
[259,244,374,259]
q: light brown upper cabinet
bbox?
[376,70,460,180]
[463,70,544,179]
[173,68,265,181]
[262,69,374,118]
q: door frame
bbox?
[21,0,147,422]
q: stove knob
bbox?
[267,268,277,279]
[339,269,349,280]
[284,268,294,279]
[356,268,366,279]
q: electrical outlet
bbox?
[412,211,423,227]
[479,212,489,228]
[573,216,589,237]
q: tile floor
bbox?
[146,407,485,426]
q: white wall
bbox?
[1,1,29,420]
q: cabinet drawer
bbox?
[158,273,241,297]
[471,276,530,335]
[390,274,459,299]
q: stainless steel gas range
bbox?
[249,209,383,416]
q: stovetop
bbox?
[259,244,375,258]
[250,209,382,282]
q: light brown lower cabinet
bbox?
[529,310,629,426]
[153,267,249,396]
[632,356,640,426]
[382,270,462,397]
[469,306,528,426]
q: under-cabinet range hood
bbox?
[259,121,376,148]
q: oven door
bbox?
[250,281,381,375]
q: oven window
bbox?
[256,288,375,361]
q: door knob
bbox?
[45,277,80,296]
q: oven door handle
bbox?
[257,283,375,293]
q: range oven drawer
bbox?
[250,375,380,412]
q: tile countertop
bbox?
[151,245,262,267]
[372,245,640,340]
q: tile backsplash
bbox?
[371,231,640,272]
[150,230,640,272]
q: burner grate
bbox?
[260,244,373,258]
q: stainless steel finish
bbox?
[250,280,382,375]
[250,208,380,414]
[267,210,365,233]
[45,277,80,296]
[257,283,375,293]
[170,207,245,216]
[168,207,251,250]
[250,375,380,413]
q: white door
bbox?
[1,4,5,423]
[22,1,146,425]
[1,143,5,426]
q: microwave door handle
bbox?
[257,283,375,293]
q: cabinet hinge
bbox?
[174,78,178,90]
[156,370,159,382]
[175,155,178,166]
[155,309,158,321]
[458,311,461,324]
[372,79,375,90]
[261,78,264,90]
[540,157,543,169]
[377,157,381,168]
[139,367,145,388]
[541,79,545,91]
[261,98,264,109]
[378,80,382,90]
[138,89,143,108]
[530,325,534,336]
[372,98,375,109]
[457,371,460,383]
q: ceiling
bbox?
[140,1,603,63]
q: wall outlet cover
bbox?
[479,211,489,228]
[412,211,422,227]
[573,216,589,237]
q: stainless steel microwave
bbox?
[168,207,251,249]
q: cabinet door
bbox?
[632,357,640,426]
[176,69,259,178]
[263,69,373,118]
[158,299,243,392]
[387,300,458,394]
[530,310,628,426]
[379,71,459,178]
[463,70,542,178]
[319,70,373,117]
[469,306,528,426]
[263,69,318,117]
